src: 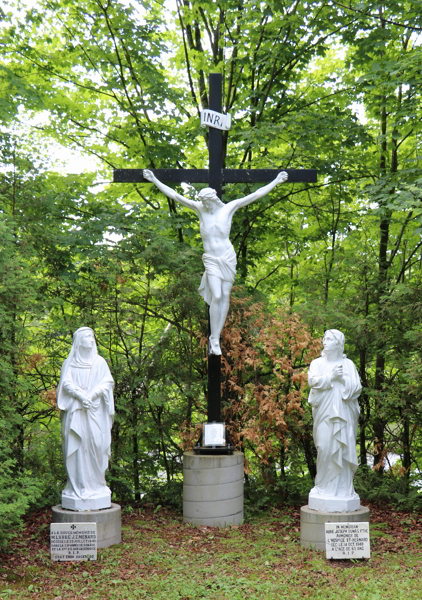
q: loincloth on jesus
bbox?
[198,246,237,305]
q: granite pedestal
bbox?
[300,505,370,551]
[52,503,121,549]
[183,451,244,526]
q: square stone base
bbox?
[61,491,111,512]
[308,493,360,513]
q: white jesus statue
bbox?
[143,169,288,355]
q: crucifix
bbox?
[114,73,317,430]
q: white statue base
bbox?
[61,490,111,512]
[308,490,360,513]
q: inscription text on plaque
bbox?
[325,522,370,559]
[50,523,97,562]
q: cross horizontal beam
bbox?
[113,168,317,184]
[223,169,316,183]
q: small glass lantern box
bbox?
[195,422,233,454]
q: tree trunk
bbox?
[302,430,317,480]
[373,33,389,468]
[402,407,411,494]
[131,396,141,501]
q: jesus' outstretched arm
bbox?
[143,169,199,212]
[226,171,288,215]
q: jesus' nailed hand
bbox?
[143,169,288,355]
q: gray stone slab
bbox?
[301,505,370,524]
[302,541,326,552]
[183,464,243,486]
[97,533,121,549]
[52,503,121,549]
[183,478,244,502]
[300,505,370,551]
[183,494,243,519]
[184,510,244,527]
[301,522,333,544]
[184,451,244,470]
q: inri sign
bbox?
[200,109,232,131]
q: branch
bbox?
[388,210,414,267]
[176,0,202,115]
[254,263,288,289]
[396,128,415,151]
[232,174,373,248]
[96,0,153,160]
[9,48,116,99]
[395,243,422,284]
[331,1,422,32]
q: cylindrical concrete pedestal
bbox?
[183,451,244,527]
[52,503,121,549]
[300,505,370,551]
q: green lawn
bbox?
[1,506,421,599]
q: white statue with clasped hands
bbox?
[57,327,115,511]
[308,329,362,512]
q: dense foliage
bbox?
[1,0,422,547]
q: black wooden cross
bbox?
[114,73,317,425]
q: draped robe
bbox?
[58,355,114,500]
[198,245,236,306]
[308,355,361,498]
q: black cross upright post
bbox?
[206,74,223,424]
[114,73,317,426]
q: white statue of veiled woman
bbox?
[57,327,115,511]
[308,329,362,512]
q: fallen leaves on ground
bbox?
[0,502,420,600]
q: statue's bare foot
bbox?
[209,336,221,355]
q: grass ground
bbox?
[0,504,421,599]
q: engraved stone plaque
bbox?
[325,522,370,559]
[50,523,97,561]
